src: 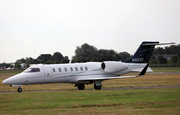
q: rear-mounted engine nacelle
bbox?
[101,61,128,73]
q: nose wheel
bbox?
[17,87,22,93]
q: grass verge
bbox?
[0,68,180,115]
[151,67,180,72]
[0,88,179,115]
[0,70,23,76]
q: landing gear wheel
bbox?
[94,84,102,90]
[78,84,85,90]
[17,87,22,93]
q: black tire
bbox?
[17,87,22,93]
[94,84,102,90]
[78,84,85,90]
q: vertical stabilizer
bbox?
[122,41,159,63]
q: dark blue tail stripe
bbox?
[122,41,159,63]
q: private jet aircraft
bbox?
[2,41,174,92]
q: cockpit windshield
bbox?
[23,68,40,73]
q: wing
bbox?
[77,75,136,81]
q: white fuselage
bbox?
[2,61,149,86]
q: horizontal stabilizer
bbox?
[147,67,153,72]
[122,41,175,63]
[142,42,175,46]
[131,67,153,72]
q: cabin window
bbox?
[85,66,88,71]
[80,67,83,71]
[75,67,78,71]
[52,68,55,72]
[23,68,40,73]
[70,67,73,71]
[58,68,61,72]
[64,68,67,72]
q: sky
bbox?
[0,0,180,63]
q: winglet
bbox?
[138,63,149,77]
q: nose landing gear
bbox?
[17,87,22,93]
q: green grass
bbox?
[151,67,180,72]
[0,68,180,114]
[0,88,180,115]
[0,70,23,75]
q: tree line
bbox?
[150,44,180,66]
[13,43,131,68]
[1,43,180,69]
[72,43,131,62]
[14,52,70,68]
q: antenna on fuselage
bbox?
[69,60,72,64]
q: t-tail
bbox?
[122,41,175,63]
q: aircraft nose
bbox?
[2,74,23,85]
[2,79,9,84]
[2,77,13,85]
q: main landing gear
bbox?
[17,87,22,93]
[76,84,102,90]
[94,84,102,90]
[78,84,85,90]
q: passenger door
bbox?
[43,65,52,77]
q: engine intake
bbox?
[101,61,128,73]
